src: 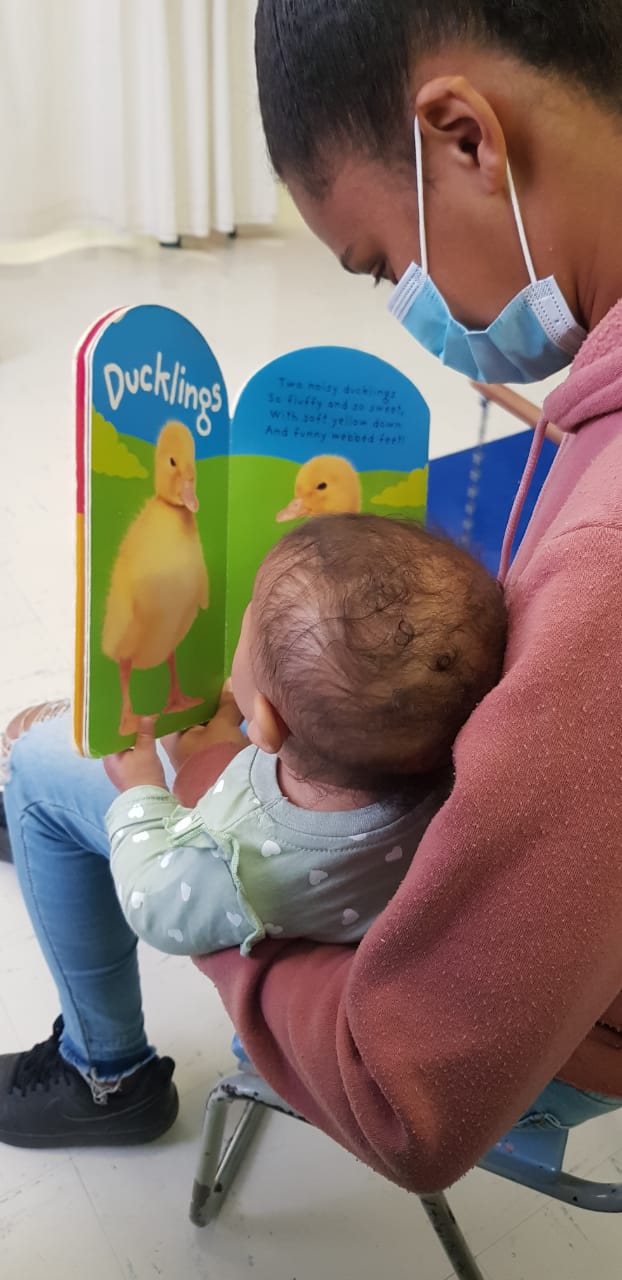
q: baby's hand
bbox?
[104,718,166,792]
[161,681,245,772]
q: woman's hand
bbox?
[104,717,167,791]
[161,682,246,773]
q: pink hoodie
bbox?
[182,301,622,1194]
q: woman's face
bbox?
[287,145,539,333]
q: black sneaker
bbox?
[0,1018,179,1148]
[0,790,11,863]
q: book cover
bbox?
[75,305,430,757]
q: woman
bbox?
[3,0,622,1190]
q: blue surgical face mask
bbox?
[388,120,586,384]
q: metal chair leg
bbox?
[419,1193,487,1280]
[191,1072,484,1277]
[190,1087,266,1227]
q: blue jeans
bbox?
[518,1078,621,1130]
[4,713,621,1126]
[4,713,173,1086]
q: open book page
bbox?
[225,346,430,666]
[76,304,230,757]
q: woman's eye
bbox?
[372,262,387,288]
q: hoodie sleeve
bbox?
[196,525,622,1193]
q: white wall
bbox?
[275,186,307,234]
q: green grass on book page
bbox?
[86,434,427,754]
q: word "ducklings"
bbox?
[104,352,223,436]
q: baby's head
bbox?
[232,515,507,797]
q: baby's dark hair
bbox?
[252,514,507,797]
[255,1,622,195]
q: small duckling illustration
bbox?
[102,421,209,736]
[276,455,362,522]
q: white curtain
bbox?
[0,0,275,242]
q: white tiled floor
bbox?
[2,230,620,1279]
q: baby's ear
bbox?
[247,693,289,755]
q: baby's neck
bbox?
[276,757,374,812]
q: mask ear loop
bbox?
[415,123,536,288]
[414,118,429,276]
[416,120,535,286]
[506,163,537,286]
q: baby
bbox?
[105,515,507,957]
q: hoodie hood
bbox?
[499,298,622,581]
[544,298,622,434]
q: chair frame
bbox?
[190,1070,622,1280]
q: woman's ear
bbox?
[416,75,507,195]
[247,693,289,755]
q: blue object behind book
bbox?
[427,429,558,575]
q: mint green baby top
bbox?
[106,746,446,957]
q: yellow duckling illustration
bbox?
[276,455,362,522]
[102,421,209,736]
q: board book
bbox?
[75,304,430,757]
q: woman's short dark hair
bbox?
[255,1,622,194]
